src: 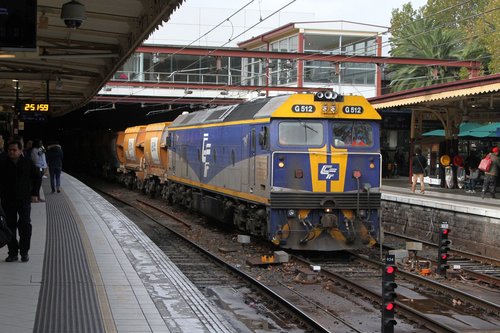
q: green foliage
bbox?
[388,0,496,92]
[473,0,500,73]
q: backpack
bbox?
[478,154,492,172]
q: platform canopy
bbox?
[0,0,185,117]
[459,122,500,138]
[422,122,484,137]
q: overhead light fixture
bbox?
[84,103,116,115]
[61,0,87,29]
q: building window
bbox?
[341,63,376,85]
[304,34,341,53]
[304,60,336,83]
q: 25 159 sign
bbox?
[22,103,50,112]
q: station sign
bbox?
[19,102,50,122]
[22,102,50,112]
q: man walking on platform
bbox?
[0,139,38,262]
[482,147,500,199]
[411,147,427,194]
[46,141,64,193]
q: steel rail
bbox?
[99,188,331,333]
[349,252,500,317]
[385,231,500,287]
[292,255,460,333]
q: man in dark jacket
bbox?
[0,139,38,262]
[482,146,500,199]
[46,141,64,193]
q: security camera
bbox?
[61,0,87,29]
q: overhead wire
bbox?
[88,0,256,113]
[294,2,497,93]
[184,1,491,94]
[101,0,493,114]
[94,0,297,114]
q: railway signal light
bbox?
[382,255,397,333]
[437,223,451,276]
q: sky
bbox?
[147,0,428,48]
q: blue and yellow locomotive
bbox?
[165,91,381,251]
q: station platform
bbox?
[0,174,235,333]
[381,176,500,219]
[381,176,500,259]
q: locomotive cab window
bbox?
[279,121,323,146]
[333,121,373,147]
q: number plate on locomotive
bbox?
[342,106,364,114]
[292,104,315,113]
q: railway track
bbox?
[384,231,500,287]
[87,179,500,332]
[99,186,332,333]
[296,252,500,332]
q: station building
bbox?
[103,21,384,102]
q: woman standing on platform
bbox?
[411,147,427,194]
[481,147,500,199]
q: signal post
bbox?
[437,222,451,276]
[382,254,397,333]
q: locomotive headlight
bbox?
[330,105,337,113]
[278,156,285,168]
[369,162,375,169]
[287,209,296,217]
[324,208,332,213]
[322,104,328,113]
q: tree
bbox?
[389,17,464,91]
[388,0,496,92]
[468,0,499,73]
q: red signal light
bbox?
[441,254,448,260]
[386,266,395,274]
[442,229,449,235]
[385,303,395,311]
